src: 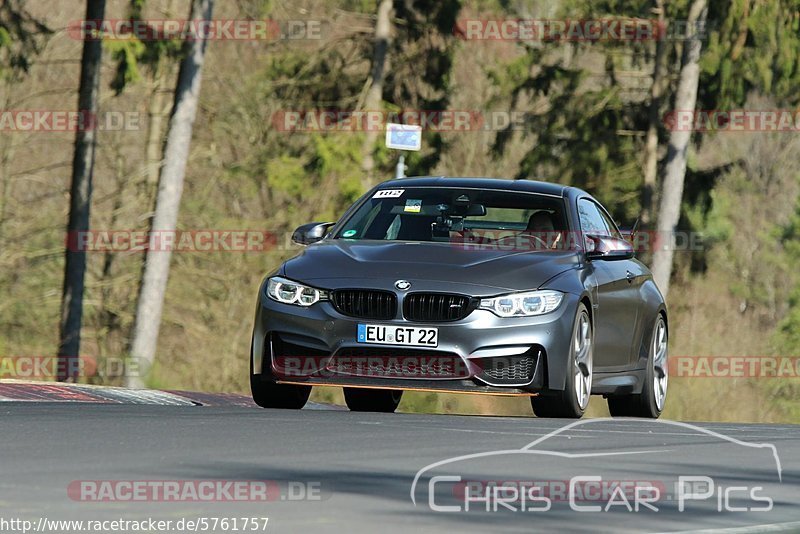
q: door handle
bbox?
[626,270,635,283]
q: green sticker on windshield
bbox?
[342,230,357,237]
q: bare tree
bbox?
[57,0,106,381]
[127,0,215,388]
[359,0,393,190]
[651,0,707,298]
[641,0,668,227]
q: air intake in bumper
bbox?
[475,349,542,387]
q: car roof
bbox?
[375,176,572,197]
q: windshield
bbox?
[334,187,568,248]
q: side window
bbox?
[596,206,622,239]
[577,199,611,235]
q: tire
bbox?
[343,388,403,413]
[250,375,311,409]
[531,303,593,418]
[249,338,311,409]
[607,314,668,418]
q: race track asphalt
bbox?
[1,393,799,533]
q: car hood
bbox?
[282,239,580,294]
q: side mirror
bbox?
[585,234,634,261]
[292,222,335,245]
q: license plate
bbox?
[357,324,438,347]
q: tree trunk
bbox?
[651,0,707,298]
[57,0,106,381]
[360,0,393,191]
[641,0,667,228]
[145,59,169,191]
[126,0,214,388]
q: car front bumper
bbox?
[251,279,579,394]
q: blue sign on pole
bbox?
[385,123,422,151]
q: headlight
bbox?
[266,276,328,307]
[479,290,563,317]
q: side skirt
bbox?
[592,368,647,396]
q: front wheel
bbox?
[607,314,668,418]
[250,375,311,409]
[249,339,311,409]
[531,303,593,418]
[343,388,403,413]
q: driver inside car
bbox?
[522,211,563,250]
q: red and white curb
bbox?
[0,381,246,406]
[0,380,343,409]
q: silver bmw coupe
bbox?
[250,177,668,418]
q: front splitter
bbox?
[275,377,538,396]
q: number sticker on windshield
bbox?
[373,189,404,199]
